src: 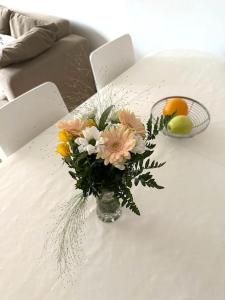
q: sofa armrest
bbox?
[0,34,96,111]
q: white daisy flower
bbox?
[131,135,146,154]
[75,126,101,155]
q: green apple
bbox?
[167,115,193,134]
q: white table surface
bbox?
[1,50,225,300]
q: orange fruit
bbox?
[163,97,188,116]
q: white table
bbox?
[1,50,225,300]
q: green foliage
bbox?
[115,185,140,215]
[146,113,174,140]
[98,105,114,130]
[64,113,170,216]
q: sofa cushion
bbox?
[9,12,44,38]
[10,11,70,40]
[0,6,11,35]
[24,12,70,40]
[0,24,57,68]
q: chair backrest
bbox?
[90,34,135,90]
[0,82,68,157]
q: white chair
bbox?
[90,34,135,90]
[0,82,68,158]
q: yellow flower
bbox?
[118,109,145,137]
[58,130,72,142]
[86,118,96,127]
[56,143,71,157]
[97,126,136,167]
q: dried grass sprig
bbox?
[51,193,87,276]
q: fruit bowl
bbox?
[151,96,210,138]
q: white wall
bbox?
[2,0,225,58]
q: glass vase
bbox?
[96,191,122,223]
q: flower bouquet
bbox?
[56,105,171,223]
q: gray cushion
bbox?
[0,6,11,35]
[9,12,44,38]
[0,24,57,68]
[10,11,70,40]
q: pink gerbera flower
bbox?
[57,119,88,137]
[118,109,145,137]
[97,126,136,168]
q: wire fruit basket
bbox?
[151,96,210,138]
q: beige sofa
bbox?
[0,8,96,111]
